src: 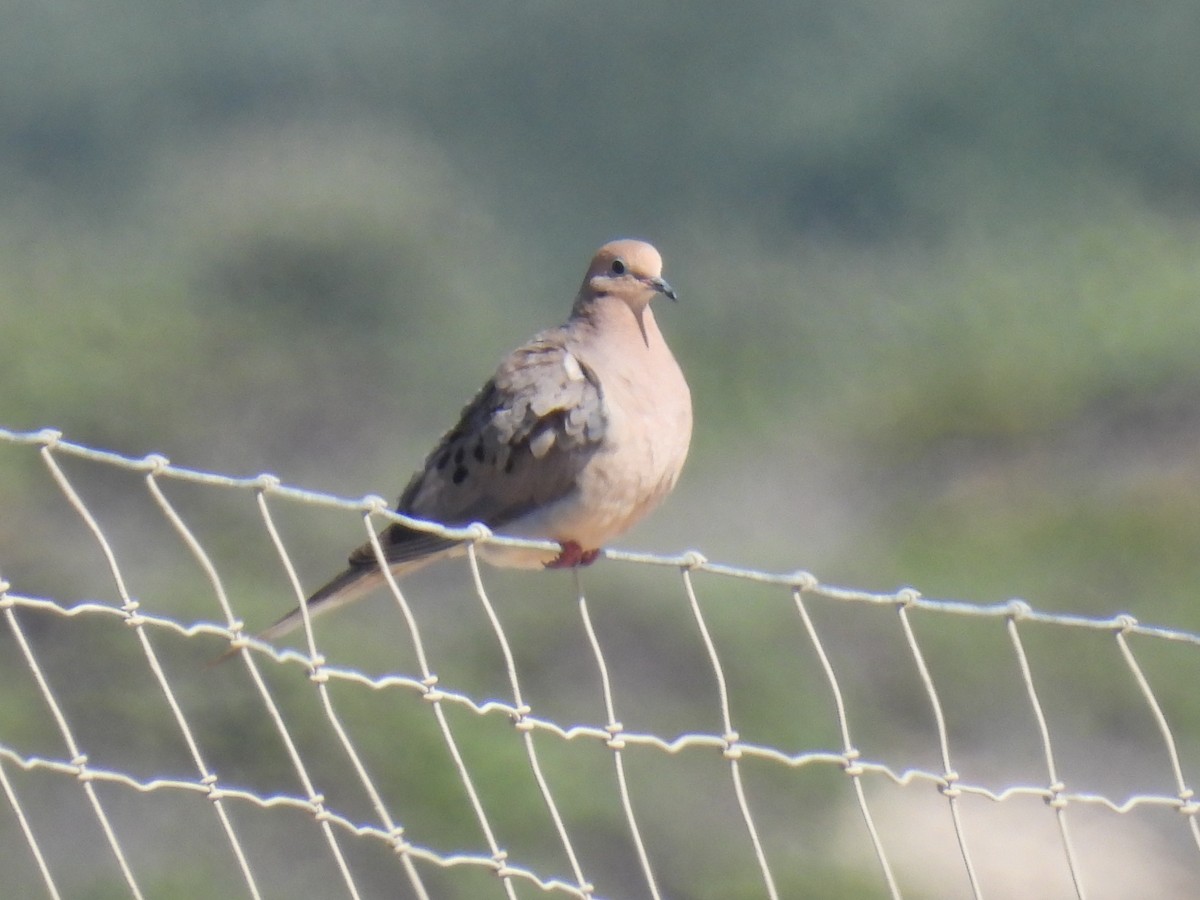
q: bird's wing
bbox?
[348,328,608,569]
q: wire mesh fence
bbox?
[1,426,1199,899]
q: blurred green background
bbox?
[3,0,1200,897]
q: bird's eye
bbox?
[611,259,626,275]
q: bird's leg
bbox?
[545,540,584,568]
[544,541,601,569]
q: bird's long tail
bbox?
[208,548,454,666]
[257,564,391,643]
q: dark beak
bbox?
[649,276,678,301]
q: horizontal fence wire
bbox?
[1,426,1199,899]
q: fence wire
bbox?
[1,426,1199,899]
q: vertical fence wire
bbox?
[893,592,983,898]
[1113,621,1200,853]
[679,564,779,899]
[1004,604,1087,899]
[791,584,901,898]
[574,568,663,900]
[465,544,592,895]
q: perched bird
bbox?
[259,239,691,643]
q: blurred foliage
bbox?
[3,0,1200,896]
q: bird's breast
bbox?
[568,339,692,544]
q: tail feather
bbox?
[208,541,463,666]
[258,565,390,643]
[261,541,461,643]
[348,524,460,569]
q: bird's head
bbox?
[579,239,677,313]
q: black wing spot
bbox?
[504,457,516,474]
[436,450,451,470]
[472,439,486,462]
[452,465,469,485]
[453,446,465,466]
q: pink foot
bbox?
[544,541,602,569]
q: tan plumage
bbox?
[258,239,691,643]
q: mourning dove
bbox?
[258,239,691,643]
